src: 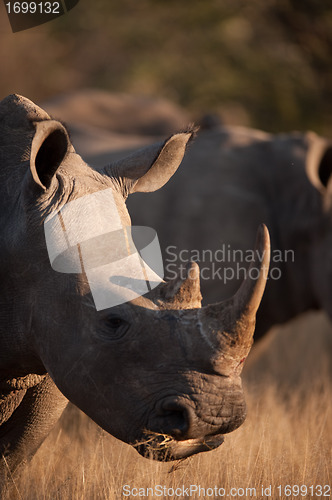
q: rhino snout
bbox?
[151,393,246,442]
[134,391,246,461]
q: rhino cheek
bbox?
[42,345,148,443]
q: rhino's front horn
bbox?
[198,224,270,371]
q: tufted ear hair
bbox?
[30,120,71,191]
[103,129,195,197]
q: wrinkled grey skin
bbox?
[124,127,332,339]
[0,95,270,479]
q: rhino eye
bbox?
[105,315,129,338]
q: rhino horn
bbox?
[199,224,270,368]
[158,261,202,309]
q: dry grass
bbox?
[2,312,332,499]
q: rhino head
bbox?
[0,95,270,462]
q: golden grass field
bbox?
[2,312,332,500]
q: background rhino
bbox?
[126,127,332,340]
[0,95,269,479]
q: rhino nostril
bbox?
[157,400,191,440]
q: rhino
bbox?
[0,95,270,478]
[120,126,332,340]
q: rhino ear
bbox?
[104,130,195,196]
[306,132,332,192]
[30,120,70,190]
[317,145,332,188]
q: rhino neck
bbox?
[0,317,46,379]
[0,265,47,378]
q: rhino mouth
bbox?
[134,432,224,461]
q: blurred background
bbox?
[1,0,332,135]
